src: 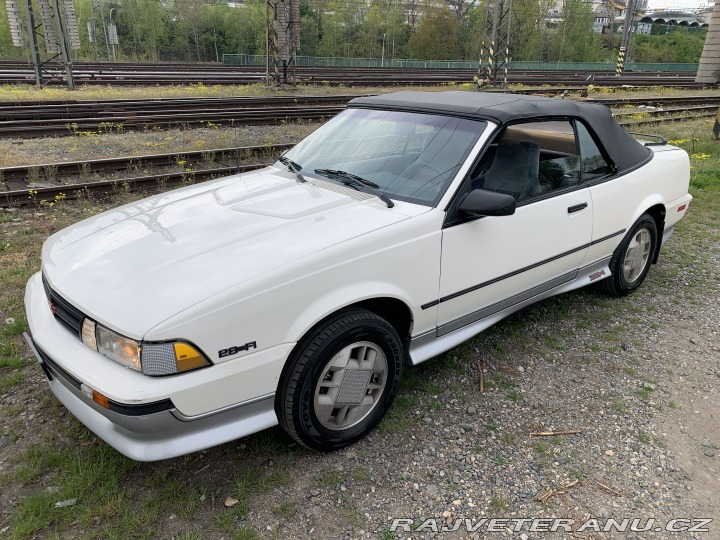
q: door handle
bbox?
[568,203,588,213]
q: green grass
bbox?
[316,470,343,488]
[492,456,510,466]
[377,394,418,432]
[272,501,297,519]
[352,468,370,482]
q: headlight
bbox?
[97,324,141,371]
[81,318,210,376]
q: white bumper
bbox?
[24,272,292,461]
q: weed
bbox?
[534,441,551,456]
[489,496,508,510]
[499,433,516,445]
[317,470,343,488]
[611,398,627,414]
[378,394,418,432]
[272,501,297,519]
[234,528,260,540]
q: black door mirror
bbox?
[459,189,516,217]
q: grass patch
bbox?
[316,470,343,488]
[489,496,508,510]
[377,394,418,432]
[272,501,297,519]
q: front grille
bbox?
[42,275,85,339]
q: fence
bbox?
[222,54,699,72]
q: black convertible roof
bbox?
[348,91,651,173]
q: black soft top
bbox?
[348,91,651,173]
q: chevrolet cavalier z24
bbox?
[24,92,692,461]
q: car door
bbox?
[436,120,594,336]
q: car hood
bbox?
[42,167,422,339]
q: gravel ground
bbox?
[0,124,319,169]
[0,119,718,539]
[230,209,720,540]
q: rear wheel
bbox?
[276,308,404,451]
[602,213,657,297]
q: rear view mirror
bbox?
[459,189,516,217]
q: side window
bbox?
[576,122,613,182]
[469,120,581,202]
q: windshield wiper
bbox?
[278,155,306,183]
[313,168,394,208]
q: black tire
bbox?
[275,308,404,451]
[602,213,658,297]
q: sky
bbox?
[646,0,713,12]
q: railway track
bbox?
[0,60,709,88]
[0,142,290,206]
[0,93,718,139]
[0,95,351,138]
[1,99,714,207]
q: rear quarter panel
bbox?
[584,147,690,264]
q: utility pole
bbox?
[616,0,636,75]
[89,0,112,61]
[265,0,300,87]
[7,0,79,89]
[477,0,513,87]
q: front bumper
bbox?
[24,272,291,461]
[24,332,278,461]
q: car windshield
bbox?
[280,108,487,207]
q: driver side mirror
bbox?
[459,189,516,217]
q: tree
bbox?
[696,1,720,83]
[223,0,265,57]
[509,0,556,61]
[175,0,207,62]
[406,2,462,59]
[444,0,478,22]
[547,0,606,62]
[632,30,706,64]
[115,0,169,60]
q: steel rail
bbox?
[1,93,718,139]
[3,164,270,206]
[0,143,293,183]
[1,102,715,207]
[0,62,710,87]
[0,105,343,138]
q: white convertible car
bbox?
[24,91,691,461]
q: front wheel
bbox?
[602,213,658,297]
[276,308,404,451]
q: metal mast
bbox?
[15,0,79,89]
[616,0,637,75]
[477,0,513,87]
[89,0,112,61]
[265,0,300,86]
